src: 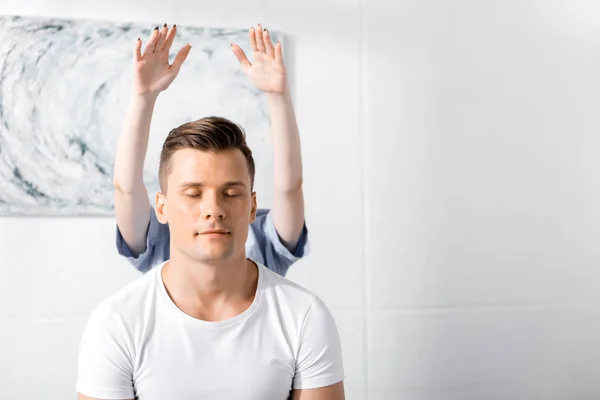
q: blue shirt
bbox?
[116,208,309,276]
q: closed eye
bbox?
[224,188,244,197]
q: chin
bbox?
[192,249,235,263]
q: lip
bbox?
[200,229,230,235]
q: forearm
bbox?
[267,87,305,248]
[113,94,157,194]
[266,87,303,193]
[291,382,345,399]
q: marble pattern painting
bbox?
[0,15,281,215]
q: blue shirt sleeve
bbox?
[115,209,170,274]
[248,209,309,277]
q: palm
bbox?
[245,51,286,93]
[232,25,288,95]
[133,25,191,96]
[135,58,176,94]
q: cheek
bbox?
[188,204,204,222]
[168,198,198,220]
[225,202,250,224]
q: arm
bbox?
[291,382,345,400]
[113,24,191,255]
[232,25,305,251]
[267,88,305,250]
[78,395,133,400]
[76,303,135,400]
[291,296,345,397]
[113,93,155,256]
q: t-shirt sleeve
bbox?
[115,208,170,273]
[76,303,135,400]
[252,209,310,277]
[292,296,345,390]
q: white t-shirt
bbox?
[76,261,344,399]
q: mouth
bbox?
[199,229,230,235]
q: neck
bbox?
[161,248,259,321]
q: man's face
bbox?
[155,148,256,263]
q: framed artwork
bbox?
[0,15,281,215]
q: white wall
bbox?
[1,0,600,399]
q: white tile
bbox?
[331,310,366,400]
[275,6,364,310]
[368,308,554,400]
[272,0,358,9]
[0,218,140,319]
[0,318,87,399]
[542,307,600,400]
[363,0,600,309]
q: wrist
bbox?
[131,91,159,105]
[266,85,291,104]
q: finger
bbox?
[249,27,258,51]
[170,44,192,72]
[162,24,177,51]
[231,44,251,68]
[255,24,266,52]
[142,27,160,57]
[156,23,168,50]
[134,38,142,62]
[274,40,283,65]
[263,29,275,58]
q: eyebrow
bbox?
[179,181,248,189]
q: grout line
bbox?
[329,303,555,313]
[357,0,370,397]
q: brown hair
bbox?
[158,116,255,192]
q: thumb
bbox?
[231,44,252,69]
[134,38,142,62]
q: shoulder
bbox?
[258,264,319,320]
[116,210,171,273]
[257,264,340,361]
[87,265,160,328]
[255,208,271,218]
[250,208,271,227]
[260,263,313,297]
[247,208,270,242]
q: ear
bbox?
[155,191,169,225]
[249,192,257,224]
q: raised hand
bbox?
[231,24,287,95]
[133,24,191,96]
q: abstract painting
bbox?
[0,15,281,215]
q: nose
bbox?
[200,191,225,220]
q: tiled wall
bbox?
[2,0,600,399]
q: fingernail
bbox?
[174,24,177,28]
[154,26,159,30]
[264,28,268,32]
[163,23,167,28]
[137,37,141,41]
